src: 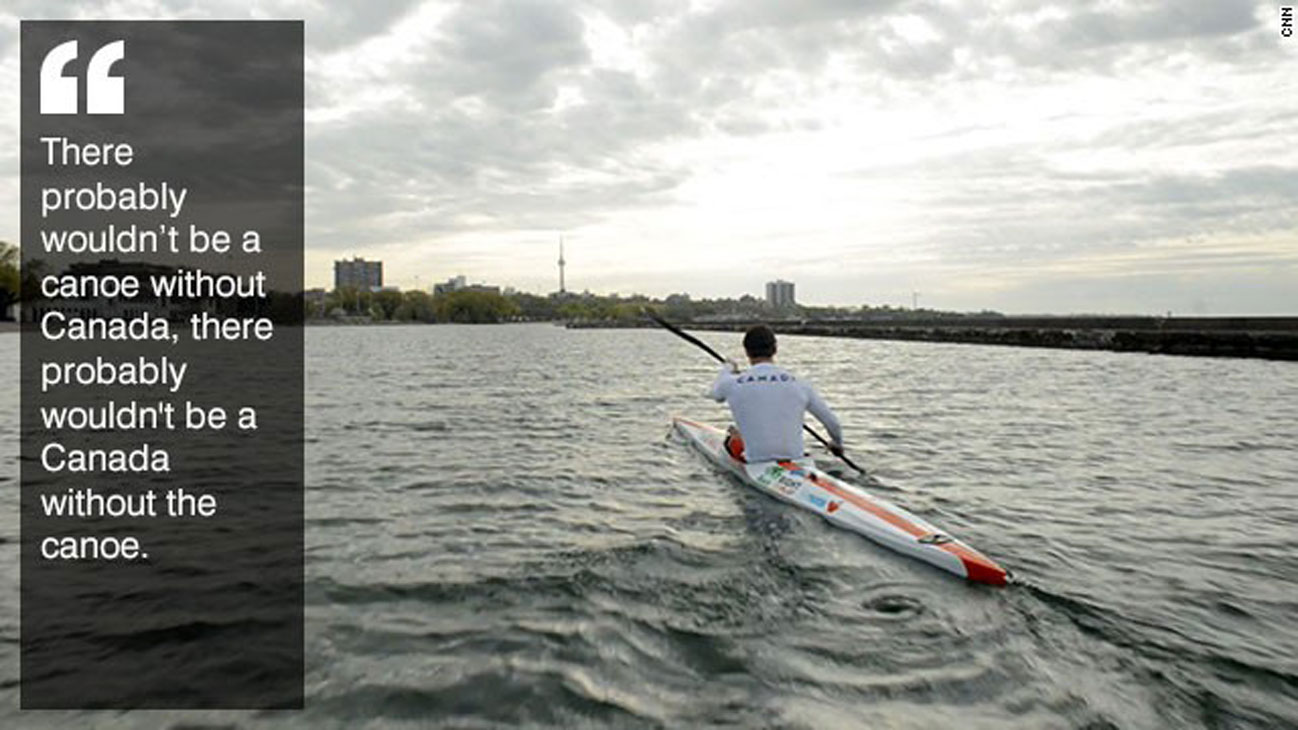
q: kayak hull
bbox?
[672,417,1008,586]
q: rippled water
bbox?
[1,324,1296,728]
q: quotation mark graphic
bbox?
[40,39,126,115]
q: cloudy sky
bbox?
[3,1,1296,313]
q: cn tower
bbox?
[558,236,566,294]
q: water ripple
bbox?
[0,326,1295,728]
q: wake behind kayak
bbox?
[673,417,1009,586]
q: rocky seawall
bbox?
[570,316,1298,361]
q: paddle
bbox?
[644,309,867,474]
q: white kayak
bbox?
[672,417,1009,586]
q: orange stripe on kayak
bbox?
[800,468,1008,586]
[939,541,1008,586]
[709,433,1008,586]
[802,471,929,538]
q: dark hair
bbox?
[743,325,777,358]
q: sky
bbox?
[2,1,1297,314]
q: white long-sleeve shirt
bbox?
[708,362,843,462]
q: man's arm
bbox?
[707,362,738,402]
[806,386,844,450]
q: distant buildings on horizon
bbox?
[330,258,510,297]
[333,244,559,298]
[766,279,796,309]
[433,275,502,296]
[334,257,383,292]
[330,257,800,310]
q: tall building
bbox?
[558,237,566,294]
[765,279,796,309]
[334,257,383,291]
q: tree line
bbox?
[1,245,996,325]
[310,287,991,325]
[1,242,19,319]
[315,288,523,323]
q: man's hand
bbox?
[724,359,740,374]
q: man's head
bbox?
[743,325,777,362]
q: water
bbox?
[1,323,1296,728]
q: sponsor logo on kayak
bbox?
[827,500,841,513]
[805,493,828,509]
[756,466,783,485]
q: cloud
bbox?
[2,0,1295,313]
[435,0,589,105]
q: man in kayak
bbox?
[708,324,844,463]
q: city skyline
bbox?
[1,2,1296,314]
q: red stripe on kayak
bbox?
[698,431,1008,586]
[801,471,928,538]
[799,468,1008,587]
[938,541,1008,586]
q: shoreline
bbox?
[570,316,1298,361]
[8,316,1297,360]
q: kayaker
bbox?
[708,324,844,463]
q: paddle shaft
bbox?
[645,311,866,473]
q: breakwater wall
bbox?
[569,316,1298,361]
